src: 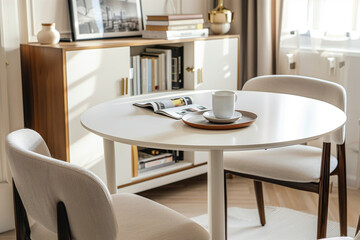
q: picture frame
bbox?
[68,0,143,41]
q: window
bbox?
[281,0,360,50]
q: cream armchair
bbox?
[6,129,209,240]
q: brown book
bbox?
[147,14,203,21]
[146,24,203,31]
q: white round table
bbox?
[81,90,346,240]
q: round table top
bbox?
[81,90,346,151]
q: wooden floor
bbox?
[1,174,360,239]
[139,174,360,229]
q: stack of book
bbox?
[134,147,183,174]
[142,14,209,40]
[130,44,184,95]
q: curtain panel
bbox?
[219,0,282,88]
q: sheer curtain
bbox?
[281,0,360,51]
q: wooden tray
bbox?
[182,110,257,130]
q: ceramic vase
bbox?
[208,0,234,35]
[37,23,60,45]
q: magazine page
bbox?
[134,96,208,119]
[134,96,193,109]
[160,104,208,119]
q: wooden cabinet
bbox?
[20,35,239,193]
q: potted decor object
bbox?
[208,0,234,35]
[37,23,60,45]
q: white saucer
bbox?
[203,111,242,123]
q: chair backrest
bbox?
[6,129,118,240]
[243,75,346,144]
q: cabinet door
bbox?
[184,38,238,90]
[183,38,238,165]
[66,47,132,186]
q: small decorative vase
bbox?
[37,23,60,45]
[208,0,234,35]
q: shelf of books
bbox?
[129,44,184,96]
[125,36,201,183]
[128,144,208,186]
[131,146,193,180]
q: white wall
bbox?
[23,0,211,42]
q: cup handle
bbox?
[235,94,238,102]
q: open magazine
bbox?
[134,96,208,119]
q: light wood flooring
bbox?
[1,174,359,239]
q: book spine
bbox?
[131,56,137,95]
[178,53,183,89]
[130,57,134,95]
[141,58,148,94]
[147,14,203,21]
[147,58,152,93]
[139,157,174,172]
[146,24,203,31]
[166,29,208,37]
[142,29,209,39]
[171,57,178,90]
[157,54,163,91]
[153,58,158,91]
[146,19,204,26]
[160,54,166,91]
[141,156,173,168]
[166,51,172,91]
[166,32,208,40]
[136,56,141,94]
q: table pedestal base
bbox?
[208,150,225,240]
[103,139,116,194]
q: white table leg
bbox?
[103,139,116,194]
[208,150,225,240]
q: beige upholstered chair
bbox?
[223,75,347,239]
[6,129,209,240]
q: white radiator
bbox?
[279,49,360,188]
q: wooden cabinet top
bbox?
[20,34,240,51]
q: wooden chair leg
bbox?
[224,172,228,240]
[337,143,347,236]
[12,179,31,240]
[57,202,72,240]
[253,180,266,226]
[317,143,331,239]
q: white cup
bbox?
[212,90,238,119]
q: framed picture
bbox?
[68,0,143,40]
